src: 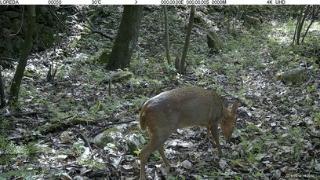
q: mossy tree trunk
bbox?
[0,66,5,108]
[9,6,36,106]
[105,6,143,70]
[179,6,195,74]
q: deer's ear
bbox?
[231,101,239,114]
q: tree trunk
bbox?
[296,6,310,45]
[9,6,36,106]
[179,6,195,74]
[292,7,303,45]
[0,66,5,108]
[293,6,310,45]
[163,6,171,64]
[105,6,143,70]
[301,6,319,43]
[301,17,315,44]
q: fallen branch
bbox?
[90,119,136,137]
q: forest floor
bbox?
[1,7,320,179]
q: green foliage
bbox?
[1,6,319,179]
[161,61,177,77]
[0,118,11,135]
[240,124,307,166]
[89,100,103,114]
[0,135,15,165]
[245,123,262,135]
[268,20,320,72]
[223,30,269,71]
[79,158,105,169]
[130,57,170,79]
[277,127,305,161]
[0,168,37,179]
[71,141,86,156]
[129,95,148,111]
[103,96,122,114]
[0,135,38,166]
[288,127,304,160]
[240,135,267,164]
[25,142,38,158]
[98,49,110,64]
[314,112,320,126]
[307,84,317,93]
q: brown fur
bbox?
[138,87,239,180]
[139,109,147,130]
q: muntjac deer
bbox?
[139,87,239,179]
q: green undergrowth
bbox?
[0,133,39,178]
[2,7,320,179]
